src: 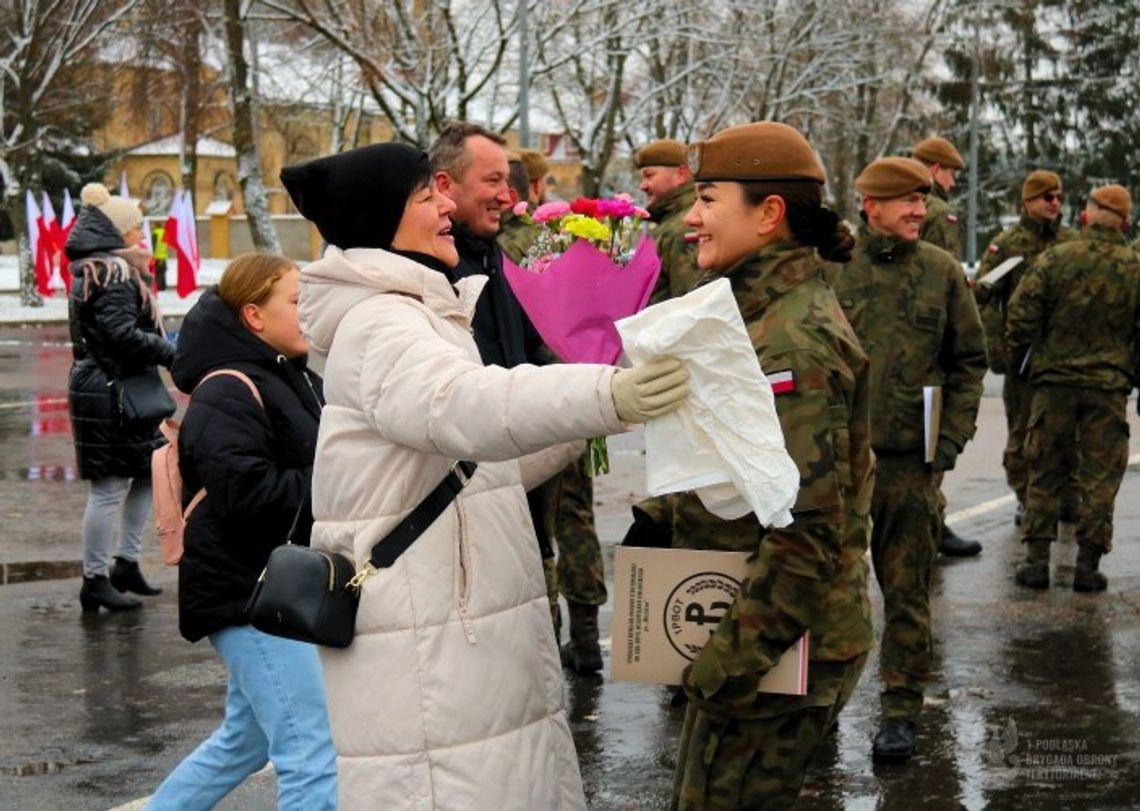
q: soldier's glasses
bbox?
[1042,193,1063,203]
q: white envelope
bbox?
[616,279,799,527]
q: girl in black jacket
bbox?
[67,183,174,612]
[148,253,335,809]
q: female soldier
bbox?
[670,122,874,810]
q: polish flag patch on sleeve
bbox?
[768,369,795,395]
[988,244,1000,254]
[946,214,959,224]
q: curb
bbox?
[1,560,83,585]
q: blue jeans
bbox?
[148,626,337,810]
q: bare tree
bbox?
[0,0,137,305]
[258,0,517,146]
[223,0,281,252]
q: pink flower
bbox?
[533,201,571,223]
[634,207,650,219]
[598,198,636,219]
[512,201,529,217]
[615,192,634,203]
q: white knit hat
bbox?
[80,183,142,236]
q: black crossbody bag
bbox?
[246,461,477,648]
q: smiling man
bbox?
[430,121,543,368]
[829,156,986,765]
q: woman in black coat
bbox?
[148,252,336,808]
[67,183,174,612]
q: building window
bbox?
[141,170,175,217]
[213,171,236,202]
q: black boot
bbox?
[939,524,982,557]
[80,575,142,613]
[560,602,603,674]
[1014,502,1024,527]
[872,720,916,764]
[1073,546,1107,593]
[1015,540,1050,589]
[110,556,163,596]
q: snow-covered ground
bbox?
[0,257,303,324]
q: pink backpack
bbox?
[152,370,264,566]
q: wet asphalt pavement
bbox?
[1,323,1139,810]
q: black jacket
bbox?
[66,207,174,480]
[448,221,546,368]
[170,289,324,643]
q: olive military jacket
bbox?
[496,210,539,265]
[1006,224,1140,392]
[830,228,986,460]
[919,185,962,260]
[974,215,1077,373]
[647,183,701,304]
[674,243,875,714]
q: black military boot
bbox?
[561,602,603,675]
[80,575,142,613]
[1073,546,1107,593]
[939,524,982,557]
[1014,502,1024,527]
[1014,540,1050,589]
[109,556,163,596]
[872,720,916,764]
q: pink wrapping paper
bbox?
[502,235,661,365]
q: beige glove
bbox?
[611,358,690,423]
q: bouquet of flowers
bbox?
[502,194,662,474]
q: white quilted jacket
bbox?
[300,247,624,810]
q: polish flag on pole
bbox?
[41,192,64,292]
[165,191,199,298]
[119,170,130,199]
[26,190,51,296]
[58,189,76,292]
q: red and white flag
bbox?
[26,190,52,296]
[59,188,76,292]
[41,192,65,293]
[119,170,130,200]
[164,191,199,298]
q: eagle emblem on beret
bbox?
[686,144,702,175]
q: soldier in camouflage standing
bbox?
[668,121,874,810]
[518,149,550,206]
[830,157,986,763]
[1006,184,1140,592]
[911,136,983,558]
[975,170,1079,527]
[498,153,539,264]
[635,139,702,305]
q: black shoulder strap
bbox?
[369,461,478,569]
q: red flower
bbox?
[570,197,601,219]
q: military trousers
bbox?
[672,655,867,811]
[870,453,938,723]
[1023,385,1129,553]
[551,453,607,607]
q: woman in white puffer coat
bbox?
[282,143,689,810]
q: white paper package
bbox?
[615,278,799,526]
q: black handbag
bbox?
[110,371,176,424]
[246,461,477,648]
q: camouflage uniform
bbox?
[1005,224,1140,556]
[550,452,606,606]
[830,227,986,723]
[647,183,702,305]
[497,210,539,265]
[667,242,875,811]
[919,184,962,260]
[976,215,1079,513]
[917,184,965,533]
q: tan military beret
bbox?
[686,122,826,183]
[912,136,965,170]
[1021,170,1062,202]
[517,149,550,183]
[855,157,933,198]
[634,139,686,169]
[1090,184,1132,220]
